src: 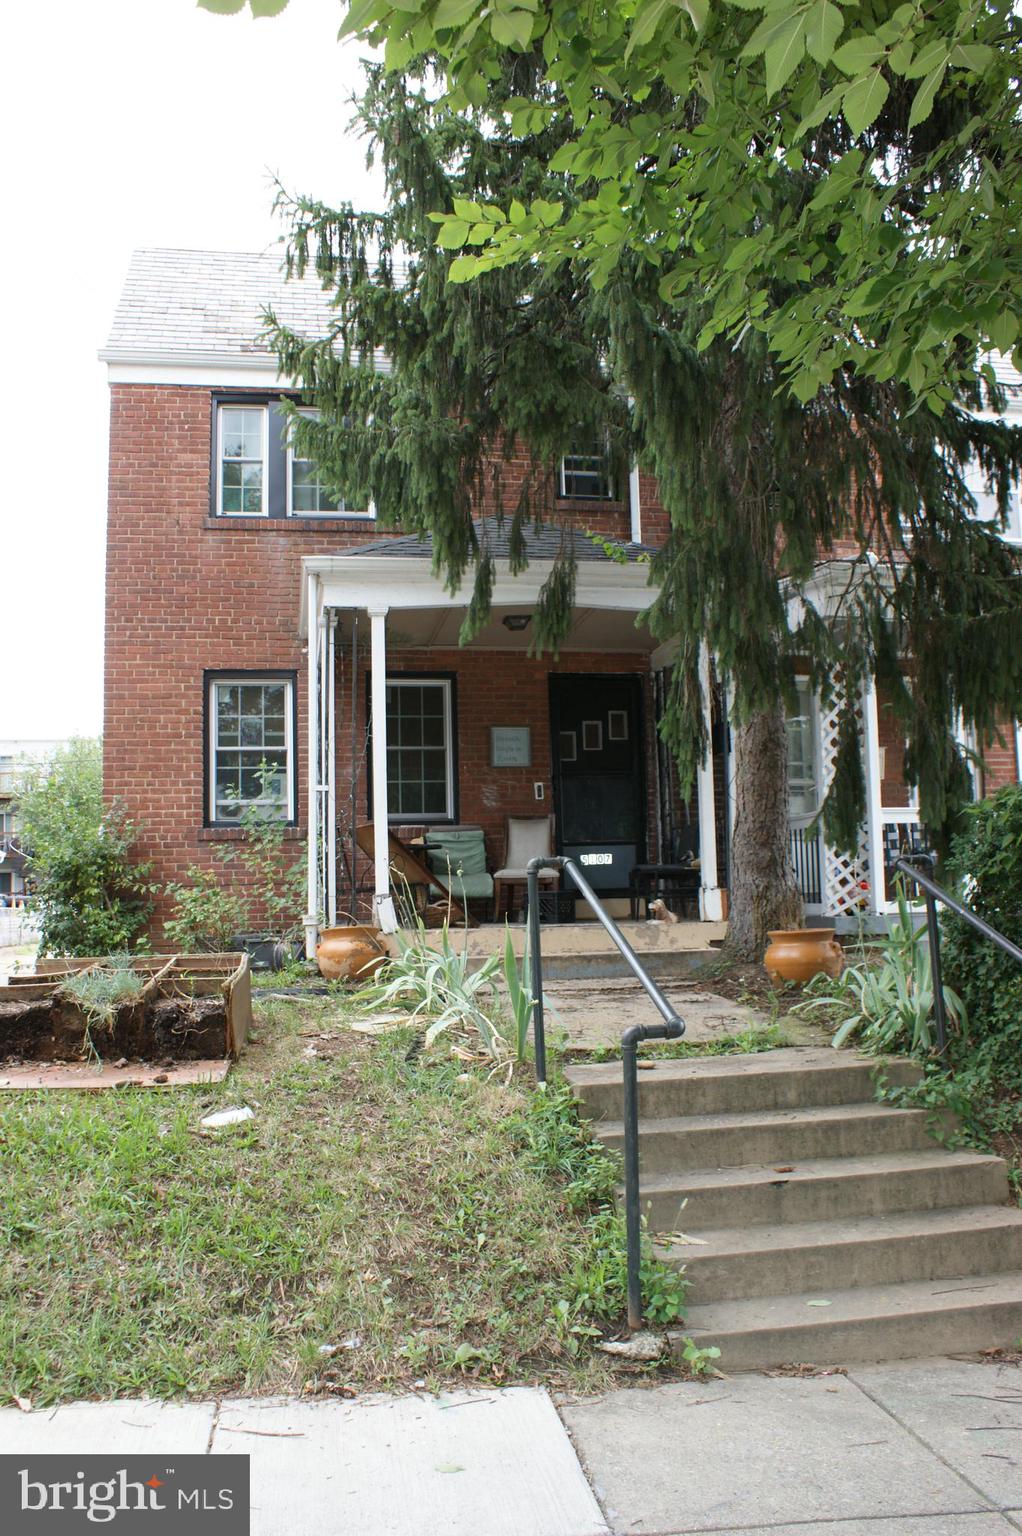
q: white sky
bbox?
[1,0,382,740]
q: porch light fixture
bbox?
[502,614,532,632]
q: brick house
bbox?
[101,250,1022,949]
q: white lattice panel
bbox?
[818,685,871,916]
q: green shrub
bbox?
[163,777,305,951]
[163,866,247,952]
[942,784,1022,1083]
[796,882,966,1056]
[15,740,155,956]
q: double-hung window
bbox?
[213,398,374,519]
[287,409,340,516]
[217,405,268,516]
[207,674,295,824]
[559,436,614,500]
[785,681,818,817]
[963,457,1022,543]
[384,678,455,820]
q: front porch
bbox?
[300,524,728,951]
[300,531,938,950]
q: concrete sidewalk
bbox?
[3,1358,1022,1534]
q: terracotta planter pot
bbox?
[764,927,843,985]
[316,925,388,982]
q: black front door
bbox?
[550,675,645,892]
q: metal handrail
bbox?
[526,855,685,1329]
[895,853,1022,1058]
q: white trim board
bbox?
[301,554,656,627]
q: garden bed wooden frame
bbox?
[4,952,252,1059]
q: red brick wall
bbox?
[333,649,663,898]
[104,384,675,937]
[977,726,1020,794]
[106,381,1021,938]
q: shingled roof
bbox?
[344,520,657,563]
[100,247,345,365]
[102,250,1022,410]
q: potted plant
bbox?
[764,926,844,984]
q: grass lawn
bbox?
[0,994,643,1406]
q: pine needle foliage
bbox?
[265,56,1022,907]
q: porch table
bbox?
[628,863,701,920]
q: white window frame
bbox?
[208,675,295,825]
[962,455,1022,545]
[559,437,614,500]
[786,677,820,819]
[384,677,455,822]
[286,409,376,521]
[216,404,269,519]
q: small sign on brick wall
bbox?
[490,726,531,767]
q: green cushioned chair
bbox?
[424,826,494,907]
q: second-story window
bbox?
[213,398,374,520]
[218,405,267,517]
[963,459,1022,543]
[288,410,340,516]
[559,437,614,500]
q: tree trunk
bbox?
[722,702,804,962]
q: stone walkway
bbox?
[4,1358,1022,1534]
[545,975,766,1050]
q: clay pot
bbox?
[764,927,843,985]
[316,925,388,982]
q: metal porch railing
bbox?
[895,853,1022,1058]
[526,855,685,1330]
[788,823,822,905]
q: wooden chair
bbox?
[354,823,476,926]
[493,815,559,921]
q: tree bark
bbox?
[722,702,804,962]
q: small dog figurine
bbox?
[648,898,679,924]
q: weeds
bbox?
[513,1081,687,1327]
[588,1021,790,1064]
[58,965,146,1064]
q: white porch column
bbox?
[629,462,642,544]
[861,677,885,918]
[697,648,725,921]
[369,605,398,933]
[326,613,337,926]
[305,571,321,959]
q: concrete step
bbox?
[595,1102,944,1174]
[638,1149,1009,1231]
[661,1204,1022,1304]
[538,950,717,981]
[675,1270,1022,1370]
[567,1048,920,1122]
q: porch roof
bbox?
[301,519,665,635]
[341,520,658,563]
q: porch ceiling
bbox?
[333,602,656,652]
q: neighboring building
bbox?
[100,249,1022,947]
[0,739,63,908]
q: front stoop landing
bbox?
[565,1046,1022,1370]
